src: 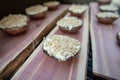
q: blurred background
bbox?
[1,0,120,19]
[0,0,96,19]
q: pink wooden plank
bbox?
[0,5,69,73]
[11,8,89,80]
[90,3,120,79]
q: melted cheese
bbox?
[0,14,28,29]
[99,5,118,11]
[43,1,60,7]
[26,5,48,15]
[97,12,119,18]
[57,16,82,30]
[68,4,88,14]
[43,35,81,61]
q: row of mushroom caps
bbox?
[1,1,119,61]
[97,0,119,24]
[0,1,60,35]
[43,4,88,61]
[0,2,88,35]
[97,0,120,45]
[0,1,89,61]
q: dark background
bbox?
[0,0,96,19]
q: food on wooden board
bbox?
[96,12,119,24]
[43,1,60,10]
[43,35,81,61]
[25,5,48,19]
[99,5,118,12]
[0,14,29,35]
[57,16,83,33]
[68,4,88,17]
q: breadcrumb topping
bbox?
[99,5,118,11]
[57,16,82,30]
[0,14,28,29]
[26,5,48,15]
[43,1,60,7]
[97,12,119,18]
[68,4,88,14]
[43,35,81,61]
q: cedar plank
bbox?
[90,3,120,79]
[11,7,89,80]
[0,5,69,80]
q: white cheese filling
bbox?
[99,5,118,11]
[97,12,119,18]
[68,4,88,14]
[57,16,82,30]
[0,14,28,29]
[26,5,48,15]
[43,1,60,7]
[43,35,81,61]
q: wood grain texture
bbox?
[0,5,69,80]
[11,8,89,80]
[90,3,120,80]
